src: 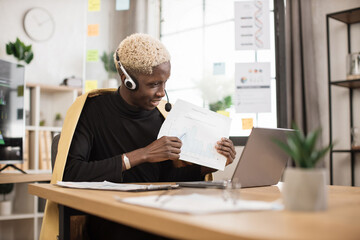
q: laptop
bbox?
[177,127,293,189]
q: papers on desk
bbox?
[158,99,231,170]
[56,181,179,192]
[116,193,283,214]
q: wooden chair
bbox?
[51,134,89,240]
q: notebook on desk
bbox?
[177,127,294,189]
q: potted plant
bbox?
[275,124,332,211]
[54,113,63,127]
[0,183,14,215]
[209,95,232,112]
[6,38,34,65]
[195,69,234,114]
[101,51,118,88]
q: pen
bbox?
[179,132,186,140]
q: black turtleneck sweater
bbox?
[63,89,202,183]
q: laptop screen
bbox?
[231,127,293,188]
[177,127,293,189]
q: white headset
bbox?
[115,51,172,112]
[116,54,138,90]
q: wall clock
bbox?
[23,8,55,42]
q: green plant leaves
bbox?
[209,95,232,112]
[274,123,332,169]
[6,43,14,55]
[24,51,34,64]
[101,51,117,75]
[6,38,34,64]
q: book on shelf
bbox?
[39,130,52,170]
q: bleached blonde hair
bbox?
[114,33,171,75]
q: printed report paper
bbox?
[158,99,231,170]
[56,181,179,192]
[117,193,283,214]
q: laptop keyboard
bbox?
[176,181,227,189]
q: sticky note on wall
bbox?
[242,118,253,130]
[213,62,225,75]
[216,110,230,117]
[85,80,98,92]
[87,24,99,36]
[88,0,101,11]
[86,50,99,62]
[116,0,130,11]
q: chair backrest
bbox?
[51,134,61,172]
[50,133,89,238]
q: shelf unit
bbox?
[0,83,81,240]
[0,173,51,240]
[0,83,81,173]
[327,8,360,186]
[25,83,81,172]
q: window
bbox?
[160,0,286,145]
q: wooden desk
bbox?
[0,173,52,184]
[28,183,360,240]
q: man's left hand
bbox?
[215,137,236,166]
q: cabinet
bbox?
[0,173,51,240]
[327,8,360,186]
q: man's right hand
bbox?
[142,136,182,162]
[124,136,182,169]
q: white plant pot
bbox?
[282,168,327,211]
[0,200,12,216]
[54,119,63,127]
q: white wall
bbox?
[86,0,160,88]
[0,0,86,85]
[86,0,114,86]
[311,0,360,186]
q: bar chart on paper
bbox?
[158,99,231,170]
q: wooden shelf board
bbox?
[0,213,35,221]
[328,7,360,24]
[330,79,360,88]
[26,125,62,132]
[25,125,37,131]
[38,126,62,132]
[332,149,360,153]
[26,83,82,94]
[0,173,52,184]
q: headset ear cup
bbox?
[124,78,137,90]
[124,76,138,91]
[116,56,138,90]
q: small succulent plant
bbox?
[274,124,332,168]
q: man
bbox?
[42,33,236,240]
[63,33,236,183]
